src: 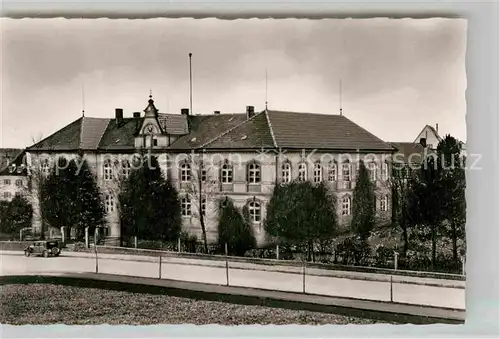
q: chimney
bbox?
[214,110,221,115]
[246,105,255,119]
[133,112,141,118]
[115,108,124,126]
[419,138,427,148]
[435,123,439,133]
[181,108,190,116]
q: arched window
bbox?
[121,159,131,178]
[40,158,50,176]
[281,161,291,183]
[181,195,191,216]
[380,195,389,211]
[328,161,337,182]
[105,194,114,213]
[221,161,233,183]
[368,162,377,181]
[313,162,323,183]
[381,162,389,181]
[298,163,307,182]
[342,161,351,189]
[341,196,351,216]
[180,162,191,182]
[248,200,261,223]
[103,159,113,181]
[247,161,261,184]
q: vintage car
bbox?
[24,240,61,258]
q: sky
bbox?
[1,18,467,149]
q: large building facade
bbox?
[26,96,395,245]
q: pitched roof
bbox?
[265,110,394,151]
[80,117,110,149]
[0,148,23,172]
[158,114,189,135]
[413,124,442,144]
[0,150,28,176]
[98,118,142,151]
[28,118,83,151]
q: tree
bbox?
[73,158,106,240]
[119,154,181,242]
[351,161,376,240]
[264,181,337,260]
[0,201,10,233]
[437,135,466,265]
[182,151,218,254]
[7,195,33,234]
[217,199,256,256]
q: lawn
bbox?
[0,284,383,325]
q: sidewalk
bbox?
[0,250,465,289]
[0,272,465,324]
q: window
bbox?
[368,162,377,181]
[121,160,131,178]
[3,179,11,185]
[247,162,261,184]
[380,195,389,212]
[381,162,389,181]
[200,164,207,182]
[281,162,291,183]
[298,163,307,182]
[3,192,12,199]
[221,162,233,183]
[342,162,351,182]
[328,161,337,182]
[181,196,191,216]
[201,197,206,216]
[105,194,114,213]
[40,159,50,176]
[248,200,261,223]
[153,138,158,146]
[15,179,23,187]
[341,196,351,216]
[313,162,323,183]
[103,159,113,181]
[180,162,191,183]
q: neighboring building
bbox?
[0,149,28,202]
[413,124,442,150]
[26,96,395,245]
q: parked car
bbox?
[24,240,61,258]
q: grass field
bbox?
[0,284,383,325]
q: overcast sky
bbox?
[1,18,467,148]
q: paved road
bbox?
[0,251,465,310]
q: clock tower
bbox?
[137,94,164,149]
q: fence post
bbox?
[276,244,279,260]
[85,227,89,248]
[225,243,229,286]
[134,236,138,249]
[461,255,466,276]
[159,255,162,279]
[19,229,23,241]
[394,251,399,270]
[178,238,181,253]
[94,243,99,274]
[390,276,393,302]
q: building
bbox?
[26,96,395,245]
[0,149,28,202]
[414,124,442,150]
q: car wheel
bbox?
[24,251,30,257]
[43,250,49,258]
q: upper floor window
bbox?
[180,162,191,183]
[368,162,377,181]
[281,162,291,183]
[341,196,351,216]
[313,162,323,183]
[105,194,114,213]
[247,161,261,184]
[3,192,12,200]
[200,163,207,182]
[248,200,261,223]
[121,160,131,178]
[201,197,207,216]
[181,196,191,216]
[15,179,23,187]
[298,163,307,182]
[3,179,11,185]
[381,162,389,181]
[342,161,351,182]
[103,159,113,181]
[380,195,389,211]
[221,162,233,183]
[40,159,50,176]
[328,161,337,182]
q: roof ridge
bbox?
[95,119,111,149]
[199,111,265,149]
[264,109,278,148]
